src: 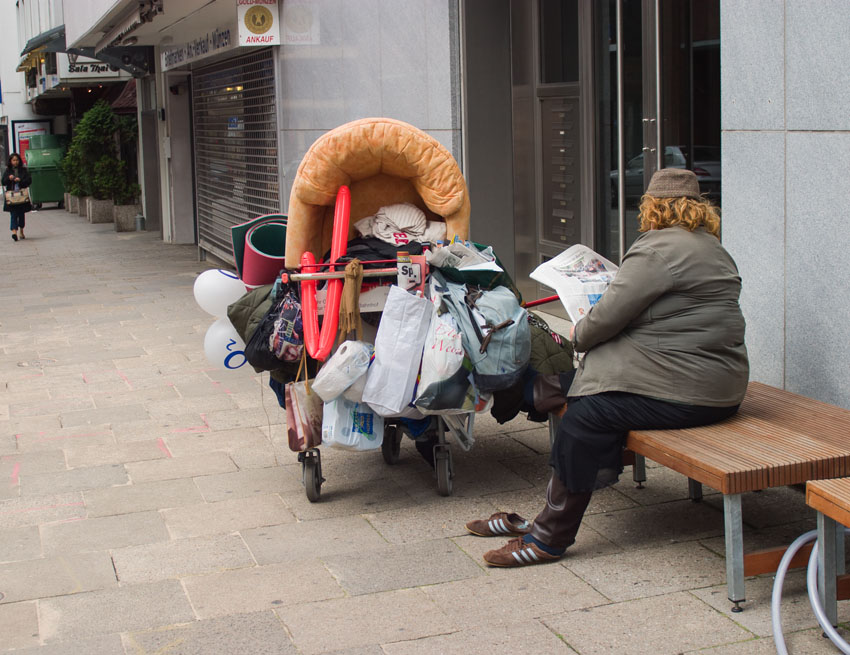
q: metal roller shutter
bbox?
[192,48,279,261]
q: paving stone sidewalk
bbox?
[0,209,846,653]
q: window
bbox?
[539,0,579,84]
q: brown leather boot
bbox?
[529,474,592,550]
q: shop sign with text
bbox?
[238,0,281,46]
[161,25,237,71]
[56,53,123,79]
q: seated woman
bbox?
[466,168,749,566]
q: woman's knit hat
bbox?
[645,168,701,199]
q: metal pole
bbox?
[286,267,399,282]
[654,0,663,171]
[616,0,626,263]
[724,493,746,611]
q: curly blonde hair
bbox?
[638,195,721,237]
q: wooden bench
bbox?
[806,478,850,625]
[626,381,850,611]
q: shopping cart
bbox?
[283,118,474,502]
[282,186,476,501]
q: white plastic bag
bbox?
[343,370,368,403]
[420,308,464,389]
[415,306,474,414]
[321,397,384,451]
[312,341,374,402]
[362,286,432,417]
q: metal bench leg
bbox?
[836,525,846,577]
[632,453,646,489]
[688,478,703,502]
[724,493,746,612]
[818,513,839,627]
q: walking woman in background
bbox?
[3,153,32,241]
[466,168,749,566]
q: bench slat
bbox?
[807,479,850,528]
[627,382,850,493]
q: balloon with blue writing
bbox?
[204,317,247,370]
[193,269,246,318]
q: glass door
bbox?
[597,0,720,262]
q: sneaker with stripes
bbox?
[482,536,562,567]
[465,512,532,538]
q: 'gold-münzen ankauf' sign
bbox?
[238,0,281,46]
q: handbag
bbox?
[244,282,304,371]
[5,188,30,205]
[284,351,324,452]
[270,286,304,362]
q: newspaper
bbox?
[530,245,618,324]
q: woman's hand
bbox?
[570,325,575,340]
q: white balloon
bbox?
[193,269,246,317]
[203,317,247,371]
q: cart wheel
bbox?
[381,426,401,465]
[304,457,322,502]
[434,445,453,496]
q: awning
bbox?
[16,20,153,78]
[16,53,37,72]
[94,8,145,53]
[110,79,137,114]
[21,25,66,57]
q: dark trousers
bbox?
[9,208,25,230]
[537,381,740,549]
[552,378,740,494]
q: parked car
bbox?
[610,145,721,204]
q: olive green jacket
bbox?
[569,226,749,406]
[227,285,273,343]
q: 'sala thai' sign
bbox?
[56,53,122,78]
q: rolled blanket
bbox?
[355,202,446,246]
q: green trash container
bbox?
[27,135,69,150]
[26,140,67,208]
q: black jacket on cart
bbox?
[226,284,317,384]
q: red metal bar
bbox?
[523,294,560,309]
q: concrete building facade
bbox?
[721,0,850,407]
[0,0,40,163]
[28,0,849,410]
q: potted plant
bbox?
[112,115,142,231]
[88,155,119,224]
[60,140,85,214]
[109,164,142,232]
[60,100,120,222]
